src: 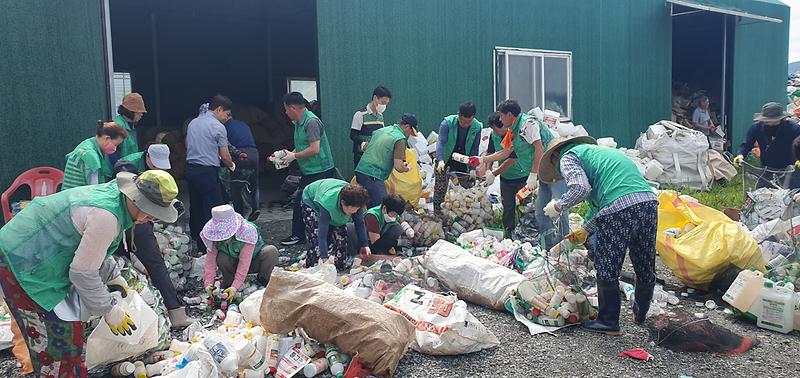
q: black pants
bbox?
[187,164,224,251]
[346,222,402,254]
[500,177,527,233]
[216,246,279,288]
[115,222,180,310]
[291,168,336,238]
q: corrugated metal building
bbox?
[0,0,790,205]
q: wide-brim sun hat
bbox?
[117,171,180,223]
[539,136,597,184]
[200,204,243,242]
[754,102,791,122]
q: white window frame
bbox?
[112,72,133,111]
[286,77,318,102]
[493,47,573,120]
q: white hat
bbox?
[147,144,171,170]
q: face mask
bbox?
[101,142,117,155]
[376,103,387,113]
[383,213,396,223]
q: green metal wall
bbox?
[317,0,673,178]
[0,1,108,202]
[728,0,790,151]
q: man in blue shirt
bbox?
[186,95,235,250]
[734,102,800,188]
[225,117,260,220]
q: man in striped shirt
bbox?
[350,86,392,168]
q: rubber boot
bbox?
[581,280,621,336]
[633,280,655,325]
[168,307,198,329]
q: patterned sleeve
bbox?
[557,153,592,210]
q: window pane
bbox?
[533,56,543,112]
[509,55,534,112]
[288,80,318,102]
[495,52,506,105]
[544,57,568,117]
[113,72,132,111]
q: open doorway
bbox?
[671,4,734,151]
[109,0,318,209]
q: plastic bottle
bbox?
[133,361,146,378]
[303,357,329,377]
[236,338,265,370]
[757,280,794,334]
[170,340,191,353]
[238,368,265,378]
[264,334,281,374]
[203,335,239,375]
[325,345,345,378]
[619,281,636,301]
[275,346,312,378]
[146,360,170,376]
[110,361,135,376]
[723,269,765,312]
[653,286,680,305]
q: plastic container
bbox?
[146,360,170,376]
[265,334,280,374]
[203,335,239,375]
[303,357,329,377]
[325,345,344,378]
[239,368,265,378]
[133,361,146,378]
[275,346,312,378]
[236,338,265,370]
[722,269,765,312]
[110,361,136,376]
[757,281,794,334]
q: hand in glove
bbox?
[281,151,296,164]
[795,160,800,170]
[565,227,588,245]
[359,246,372,257]
[468,156,483,167]
[106,276,129,298]
[105,305,137,336]
[360,141,368,151]
[222,287,237,300]
[543,199,561,218]
[228,162,236,172]
[733,155,744,167]
[526,173,539,191]
[484,171,496,186]
[794,192,800,203]
[400,222,415,238]
[206,284,216,298]
[436,161,446,173]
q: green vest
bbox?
[489,114,554,180]
[365,205,399,234]
[293,110,335,175]
[0,181,133,311]
[122,151,147,173]
[114,115,139,159]
[559,144,653,221]
[301,179,352,226]
[352,107,385,153]
[355,124,407,181]
[62,137,113,190]
[442,115,482,164]
[213,221,264,259]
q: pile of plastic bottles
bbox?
[153,224,194,292]
[440,184,500,238]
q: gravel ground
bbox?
[1,208,798,377]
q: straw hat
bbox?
[117,170,180,223]
[539,136,597,184]
[200,205,243,242]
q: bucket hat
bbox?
[117,170,180,223]
[754,102,790,123]
[122,92,147,113]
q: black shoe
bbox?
[582,280,621,336]
[633,280,655,325]
[247,210,261,222]
[280,236,304,246]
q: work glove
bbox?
[359,246,372,257]
[733,155,744,168]
[400,222,415,238]
[484,171,496,186]
[105,304,137,337]
[360,141,368,151]
[436,161,446,173]
[543,199,561,219]
[239,152,248,160]
[206,284,216,299]
[222,287,237,300]
[468,156,483,167]
[106,276,129,298]
[228,162,236,172]
[281,151,296,165]
[526,173,540,192]
[794,192,800,203]
[795,160,800,170]
[565,227,588,245]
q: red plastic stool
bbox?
[2,167,64,223]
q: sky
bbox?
[788,0,800,62]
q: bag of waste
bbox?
[636,121,711,190]
[260,271,415,376]
[648,312,759,354]
[385,148,422,205]
[383,284,499,355]
[656,191,765,290]
[424,240,525,310]
[85,290,159,369]
[240,288,266,325]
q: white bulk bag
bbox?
[636,121,711,191]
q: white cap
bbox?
[147,144,171,169]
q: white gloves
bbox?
[105,304,137,336]
[282,151,296,164]
[484,171,496,186]
[793,192,800,203]
[360,141,368,151]
[526,173,539,191]
[543,199,562,218]
[228,161,236,172]
[732,155,744,168]
[436,161,446,173]
[401,222,415,238]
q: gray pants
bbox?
[216,245,279,288]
